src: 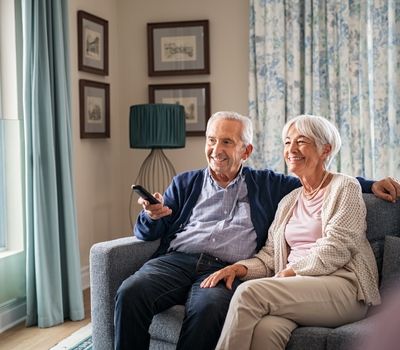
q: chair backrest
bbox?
[363,193,400,281]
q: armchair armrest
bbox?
[90,236,160,350]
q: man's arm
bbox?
[371,177,400,202]
[134,197,169,241]
[357,176,400,202]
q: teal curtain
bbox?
[22,0,84,327]
[248,0,400,179]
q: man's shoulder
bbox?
[173,168,206,186]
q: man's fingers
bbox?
[386,181,397,200]
[146,207,172,219]
[225,275,234,290]
[389,177,400,197]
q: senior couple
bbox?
[115,111,400,350]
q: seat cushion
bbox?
[327,315,377,350]
[149,305,184,345]
[287,326,331,350]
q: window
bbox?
[0,0,24,255]
[0,119,6,251]
[0,0,26,332]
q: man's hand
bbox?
[200,264,247,290]
[372,177,400,203]
[138,192,172,219]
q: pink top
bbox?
[285,187,326,265]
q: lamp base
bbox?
[135,148,176,194]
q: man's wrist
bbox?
[232,264,247,278]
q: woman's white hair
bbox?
[282,114,342,169]
[206,111,253,146]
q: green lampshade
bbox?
[129,104,186,149]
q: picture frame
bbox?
[147,20,210,76]
[78,10,109,75]
[149,83,211,136]
[79,79,110,138]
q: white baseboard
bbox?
[0,298,26,333]
[0,266,90,334]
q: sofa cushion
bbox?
[368,240,384,281]
[363,194,400,241]
[287,326,330,350]
[150,339,177,350]
[149,305,184,344]
[355,290,400,350]
[326,316,376,350]
[380,235,400,297]
[363,194,400,282]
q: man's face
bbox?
[205,119,252,182]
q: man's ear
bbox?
[242,144,254,161]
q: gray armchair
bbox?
[90,194,400,350]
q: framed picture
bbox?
[149,83,211,136]
[78,11,109,75]
[79,79,110,138]
[147,20,209,76]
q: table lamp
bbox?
[129,103,186,194]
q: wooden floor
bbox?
[0,289,91,350]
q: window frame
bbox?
[0,0,24,255]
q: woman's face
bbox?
[284,125,330,177]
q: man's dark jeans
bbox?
[114,251,242,350]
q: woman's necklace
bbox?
[303,171,330,201]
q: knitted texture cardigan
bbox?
[238,173,381,306]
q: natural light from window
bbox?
[0,0,27,333]
[0,0,24,257]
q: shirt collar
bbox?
[206,166,244,189]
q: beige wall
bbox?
[69,0,249,271]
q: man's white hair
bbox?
[206,111,253,146]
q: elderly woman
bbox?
[200,115,381,350]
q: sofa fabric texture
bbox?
[90,194,400,350]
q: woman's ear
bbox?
[321,144,332,159]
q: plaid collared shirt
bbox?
[169,168,257,263]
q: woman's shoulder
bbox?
[279,186,302,207]
[330,173,360,188]
[327,173,363,200]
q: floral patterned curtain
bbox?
[248,0,400,179]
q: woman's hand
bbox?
[200,264,247,290]
[274,267,296,278]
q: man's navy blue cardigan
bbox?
[134,167,373,257]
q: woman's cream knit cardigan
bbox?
[238,173,381,306]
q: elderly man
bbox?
[114,111,400,350]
